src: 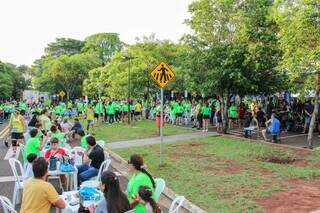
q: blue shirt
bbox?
[95,198,107,213]
[269,117,280,134]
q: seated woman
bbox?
[127,154,156,213]
[131,186,161,213]
[44,137,66,161]
[243,112,259,138]
[23,153,37,181]
[94,171,131,213]
[44,137,68,190]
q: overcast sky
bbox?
[0,0,193,66]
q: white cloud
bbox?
[0,0,193,66]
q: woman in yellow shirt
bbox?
[9,109,26,147]
[86,105,94,134]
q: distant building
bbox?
[23,90,49,104]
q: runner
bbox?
[86,104,95,135]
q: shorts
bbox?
[11,132,23,140]
[94,113,99,118]
[305,117,311,124]
[203,115,210,119]
[122,112,128,116]
[217,116,222,123]
[87,120,94,125]
[134,112,141,116]
[229,117,237,121]
[176,113,183,117]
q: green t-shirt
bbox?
[184,103,191,112]
[127,172,155,213]
[228,105,238,118]
[106,104,115,115]
[51,131,65,147]
[176,105,183,114]
[25,137,41,158]
[122,104,129,112]
[95,102,103,113]
[202,106,210,115]
[80,136,89,149]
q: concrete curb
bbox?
[221,133,313,153]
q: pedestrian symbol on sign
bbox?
[150,61,175,88]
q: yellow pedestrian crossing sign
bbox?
[150,61,175,88]
[59,91,65,97]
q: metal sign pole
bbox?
[160,88,164,165]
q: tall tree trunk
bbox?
[308,71,320,149]
[221,92,230,134]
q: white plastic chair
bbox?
[19,144,26,168]
[70,146,86,166]
[124,210,135,213]
[8,158,24,206]
[0,195,18,213]
[97,140,105,148]
[169,196,185,213]
[81,159,111,188]
[154,178,166,202]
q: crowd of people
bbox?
[0,98,165,213]
[1,95,319,139]
[0,94,319,212]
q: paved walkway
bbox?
[106,131,219,149]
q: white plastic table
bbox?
[48,166,78,191]
[59,190,103,213]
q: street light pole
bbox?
[128,57,131,124]
[122,55,135,124]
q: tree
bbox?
[185,0,287,132]
[0,61,28,99]
[83,33,123,65]
[33,54,101,99]
[272,0,320,148]
[45,38,84,57]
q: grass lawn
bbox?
[115,136,320,213]
[91,120,195,142]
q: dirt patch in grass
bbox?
[257,179,320,213]
[171,142,208,148]
[203,161,242,175]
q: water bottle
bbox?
[49,156,57,171]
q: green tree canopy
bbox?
[45,38,84,57]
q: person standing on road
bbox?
[9,109,26,147]
[303,100,314,134]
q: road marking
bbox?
[0,126,9,137]
[0,176,15,183]
[4,146,20,160]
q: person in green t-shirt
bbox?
[94,100,103,125]
[24,129,45,160]
[175,102,184,125]
[48,125,66,147]
[77,130,89,150]
[127,154,156,213]
[121,101,129,122]
[201,101,211,132]
[228,103,238,129]
[183,99,191,125]
[106,102,115,124]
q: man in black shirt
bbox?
[77,136,105,184]
[303,100,314,133]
